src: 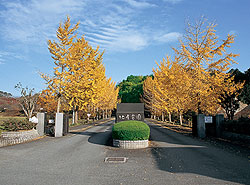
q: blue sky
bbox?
[0,0,249,96]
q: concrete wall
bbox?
[0,129,40,147]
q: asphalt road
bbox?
[0,120,249,185]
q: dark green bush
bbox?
[112,121,150,141]
[223,117,250,136]
[1,118,37,131]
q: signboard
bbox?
[116,103,144,122]
[117,113,143,121]
[48,119,54,124]
[204,116,213,123]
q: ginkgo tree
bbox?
[143,56,191,124]
[40,16,118,123]
[41,16,79,113]
[37,89,58,113]
[144,17,243,124]
[62,36,106,123]
[173,17,241,114]
[153,56,192,124]
[143,75,171,121]
[94,78,119,119]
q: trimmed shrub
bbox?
[1,118,37,131]
[112,121,150,141]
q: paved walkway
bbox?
[69,118,113,132]
[0,119,249,185]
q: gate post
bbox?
[192,115,197,136]
[197,114,206,138]
[63,114,69,135]
[37,113,46,136]
[216,114,224,137]
[55,113,64,137]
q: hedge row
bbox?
[223,117,250,136]
[1,119,37,132]
[112,120,150,141]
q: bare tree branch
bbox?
[15,82,40,119]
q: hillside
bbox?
[0,90,12,97]
[0,91,22,117]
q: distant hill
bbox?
[0,90,12,97]
[0,95,22,117]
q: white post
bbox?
[37,113,46,136]
[55,113,64,137]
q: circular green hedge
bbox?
[112,120,150,141]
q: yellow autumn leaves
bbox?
[143,18,244,124]
[40,16,119,121]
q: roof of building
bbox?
[217,102,250,120]
[116,103,144,113]
[234,105,250,120]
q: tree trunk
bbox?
[198,100,202,114]
[96,108,99,120]
[105,108,108,119]
[72,109,75,125]
[75,110,78,123]
[162,112,164,121]
[87,105,90,123]
[179,112,183,125]
[168,112,172,123]
[57,96,61,113]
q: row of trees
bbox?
[117,75,148,103]
[143,17,244,123]
[220,68,250,120]
[39,16,119,123]
[229,68,250,105]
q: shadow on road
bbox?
[70,121,113,147]
[148,121,250,185]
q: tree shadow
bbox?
[148,121,250,184]
[70,124,113,147]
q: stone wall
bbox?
[113,139,148,149]
[0,129,40,147]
